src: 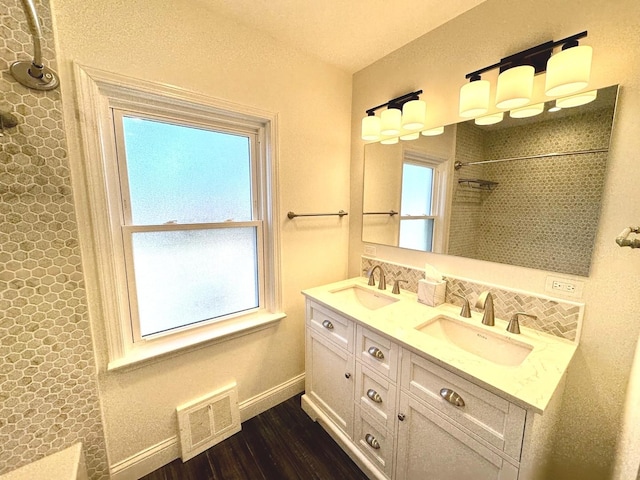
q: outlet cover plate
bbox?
[545,275,584,298]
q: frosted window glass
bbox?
[122,116,252,225]
[401,163,433,216]
[131,228,259,337]
[399,219,434,251]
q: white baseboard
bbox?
[109,437,178,480]
[239,372,305,421]
[109,374,305,480]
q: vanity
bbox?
[301,277,577,480]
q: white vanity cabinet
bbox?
[302,295,564,480]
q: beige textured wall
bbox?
[0,0,108,477]
[349,0,640,478]
[50,0,351,469]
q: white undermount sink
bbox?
[330,285,399,310]
[415,315,534,367]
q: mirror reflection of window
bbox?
[399,162,435,251]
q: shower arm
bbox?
[615,227,640,249]
[9,0,59,90]
[22,0,44,75]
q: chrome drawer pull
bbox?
[365,433,380,449]
[440,388,465,407]
[322,319,334,330]
[367,389,383,403]
[367,346,384,360]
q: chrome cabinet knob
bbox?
[440,388,465,407]
[366,389,383,403]
[367,346,384,359]
[322,319,334,330]
[365,433,380,449]
[345,373,351,379]
[397,413,406,421]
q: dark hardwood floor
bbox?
[140,393,369,480]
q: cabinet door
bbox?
[396,393,518,480]
[306,328,355,437]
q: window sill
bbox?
[107,310,286,372]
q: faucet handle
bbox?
[392,279,408,294]
[507,312,538,334]
[451,293,471,318]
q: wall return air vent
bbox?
[176,382,241,461]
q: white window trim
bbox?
[398,149,450,252]
[73,64,284,370]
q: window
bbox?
[74,66,282,369]
[397,151,447,252]
[114,112,264,338]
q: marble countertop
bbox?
[302,277,577,414]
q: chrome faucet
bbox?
[451,293,471,318]
[475,291,495,326]
[367,265,386,290]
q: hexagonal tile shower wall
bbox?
[0,0,109,478]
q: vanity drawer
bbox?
[354,406,394,479]
[356,326,399,382]
[307,300,354,352]
[355,363,397,432]
[400,350,526,461]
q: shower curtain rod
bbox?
[454,147,609,170]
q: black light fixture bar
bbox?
[464,31,588,79]
[365,90,423,116]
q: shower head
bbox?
[10,0,59,91]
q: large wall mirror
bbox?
[362,84,619,276]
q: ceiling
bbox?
[195,0,488,73]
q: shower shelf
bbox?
[457,178,499,191]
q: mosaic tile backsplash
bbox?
[362,257,582,342]
[0,1,108,478]
[449,104,615,276]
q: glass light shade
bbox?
[421,126,444,136]
[459,79,491,117]
[402,100,426,130]
[509,102,545,118]
[495,65,535,109]
[361,115,381,141]
[474,112,504,125]
[380,136,399,145]
[380,108,402,135]
[545,45,592,97]
[555,89,597,108]
[400,132,420,141]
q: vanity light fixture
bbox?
[459,31,590,117]
[380,136,399,145]
[555,89,597,108]
[361,90,423,141]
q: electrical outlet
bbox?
[546,276,584,298]
[363,245,377,256]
